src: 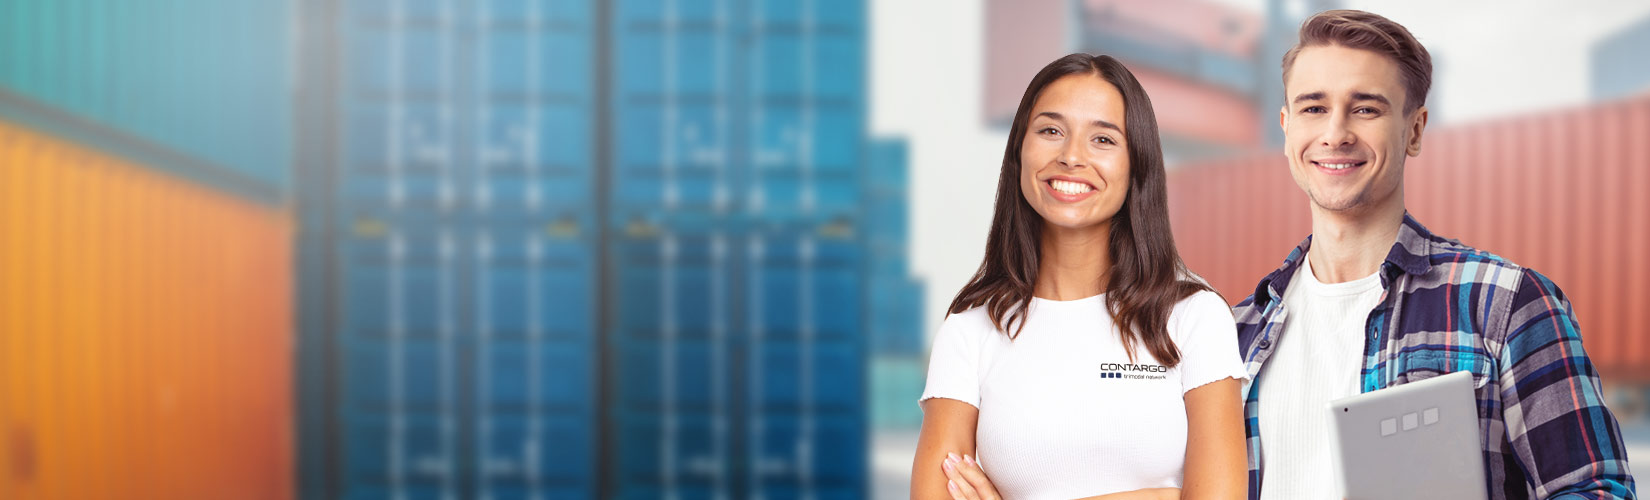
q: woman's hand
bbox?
[940,452,1001,500]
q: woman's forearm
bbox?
[911,450,960,500]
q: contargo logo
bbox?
[1099,363,1169,380]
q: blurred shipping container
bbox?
[297,1,909,498]
[863,138,925,430]
[0,119,294,499]
[864,139,925,357]
[296,0,600,499]
[0,0,292,192]
[605,0,872,498]
[0,2,297,497]
[1592,10,1650,101]
[1168,94,1650,381]
[869,356,925,430]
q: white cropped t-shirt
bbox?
[920,291,1247,500]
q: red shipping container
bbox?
[0,120,294,500]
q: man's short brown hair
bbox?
[1282,9,1432,114]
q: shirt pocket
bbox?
[1387,350,1495,393]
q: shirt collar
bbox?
[1252,212,1436,308]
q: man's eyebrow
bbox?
[1351,92,1391,106]
[1292,91,1326,103]
[1290,91,1392,106]
[1034,111,1123,133]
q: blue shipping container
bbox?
[606,0,870,497]
[864,138,924,356]
[0,0,292,193]
[608,227,742,494]
[300,1,599,499]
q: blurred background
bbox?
[1,0,1648,499]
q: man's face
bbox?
[1281,44,1427,215]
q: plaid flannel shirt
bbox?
[1233,213,1635,499]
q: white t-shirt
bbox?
[1256,255,1384,500]
[920,290,1247,500]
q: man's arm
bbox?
[1498,269,1635,499]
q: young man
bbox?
[1234,9,1636,500]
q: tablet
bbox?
[1326,370,1487,500]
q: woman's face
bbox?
[1018,73,1131,231]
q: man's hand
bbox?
[940,452,1000,500]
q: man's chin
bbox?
[1308,191,1369,214]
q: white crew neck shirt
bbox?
[920,290,1247,500]
[1256,254,1385,500]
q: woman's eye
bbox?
[1095,136,1115,145]
[1038,127,1060,136]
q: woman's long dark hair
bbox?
[947,53,1210,367]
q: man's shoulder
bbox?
[1400,231,1581,341]
[1409,234,1532,293]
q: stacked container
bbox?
[863,139,929,430]
[741,2,868,498]
[607,0,870,497]
[864,139,925,357]
[606,1,743,497]
[297,0,599,498]
[0,1,295,499]
[302,0,880,498]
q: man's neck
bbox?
[1034,222,1112,301]
[1307,202,1405,284]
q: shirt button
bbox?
[1258,339,1272,349]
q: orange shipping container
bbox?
[1168,95,1650,381]
[0,119,294,499]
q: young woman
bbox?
[911,54,1247,500]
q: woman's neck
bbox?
[1034,221,1112,301]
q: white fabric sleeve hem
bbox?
[917,394,980,410]
[1180,370,1252,396]
[918,312,986,411]
[1173,291,1248,395]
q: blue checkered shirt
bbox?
[1233,213,1635,499]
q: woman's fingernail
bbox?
[943,460,954,471]
[964,454,973,465]
[948,480,958,491]
[948,452,960,461]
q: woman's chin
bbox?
[1039,214,1111,232]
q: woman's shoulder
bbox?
[1168,289,1236,331]
[1174,289,1229,311]
[925,305,1007,356]
[939,304,1000,335]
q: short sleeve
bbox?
[919,312,986,409]
[1171,291,1249,394]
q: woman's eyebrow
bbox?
[1034,111,1121,133]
